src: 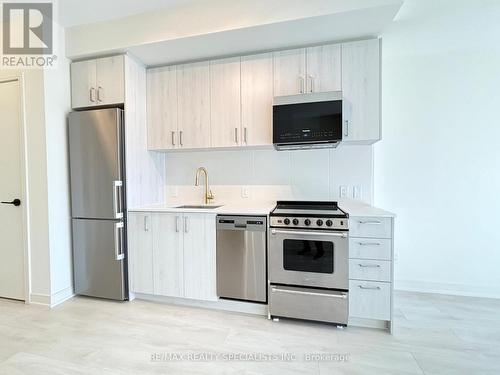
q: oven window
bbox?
[283,239,334,274]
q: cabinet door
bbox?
[147,66,178,150]
[71,59,97,109]
[183,214,217,301]
[177,61,211,149]
[128,212,154,294]
[306,44,341,93]
[152,213,184,297]
[342,39,381,142]
[241,53,273,146]
[96,55,125,106]
[210,57,241,147]
[273,48,306,96]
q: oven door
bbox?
[269,228,348,290]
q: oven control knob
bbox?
[292,219,299,225]
[326,220,333,227]
[283,218,290,225]
[304,219,311,226]
[316,219,324,226]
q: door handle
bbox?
[89,87,96,103]
[115,222,125,261]
[298,76,305,94]
[179,131,183,146]
[235,127,238,144]
[271,229,347,238]
[271,287,347,299]
[97,86,103,102]
[244,127,248,144]
[1,199,21,206]
[344,119,349,137]
[175,216,180,232]
[171,131,175,146]
[113,181,123,219]
[184,216,188,233]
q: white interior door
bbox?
[0,78,25,301]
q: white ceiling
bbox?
[58,0,201,27]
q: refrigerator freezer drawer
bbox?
[72,219,126,300]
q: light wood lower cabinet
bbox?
[128,212,217,301]
[348,215,394,331]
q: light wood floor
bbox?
[1,291,499,374]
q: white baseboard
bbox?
[50,286,74,308]
[395,280,500,299]
[29,293,51,307]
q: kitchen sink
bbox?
[174,205,223,209]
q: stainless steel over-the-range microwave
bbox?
[273,91,343,150]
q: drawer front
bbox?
[349,280,391,320]
[269,285,348,325]
[349,259,391,282]
[349,217,392,239]
[349,238,392,260]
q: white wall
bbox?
[44,22,73,304]
[165,145,374,204]
[376,0,500,297]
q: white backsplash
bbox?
[164,145,373,204]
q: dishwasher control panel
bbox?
[217,216,266,231]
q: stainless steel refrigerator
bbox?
[68,108,128,301]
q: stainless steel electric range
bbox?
[268,201,349,325]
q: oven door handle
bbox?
[271,229,347,238]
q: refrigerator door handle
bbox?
[114,222,125,261]
[113,180,123,219]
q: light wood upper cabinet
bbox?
[177,61,211,149]
[241,53,274,146]
[152,213,183,297]
[342,39,381,143]
[71,55,124,109]
[128,212,154,295]
[273,48,306,96]
[306,44,342,93]
[147,65,178,150]
[210,57,241,148]
[183,214,217,301]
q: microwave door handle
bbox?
[271,229,347,238]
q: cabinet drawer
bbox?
[270,285,348,324]
[349,259,391,282]
[349,238,392,260]
[349,217,392,238]
[349,280,391,320]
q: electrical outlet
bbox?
[353,186,362,200]
[339,186,347,198]
[241,186,250,198]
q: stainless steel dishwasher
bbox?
[216,215,267,303]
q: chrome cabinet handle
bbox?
[244,127,248,144]
[358,242,381,246]
[97,86,103,102]
[144,215,149,232]
[179,131,183,146]
[271,229,347,238]
[344,119,349,137]
[184,216,188,233]
[298,76,305,93]
[235,127,238,144]
[112,181,123,219]
[358,220,382,225]
[89,87,96,102]
[114,222,125,261]
[171,131,175,146]
[175,216,180,232]
[358,285,381,290]
[271,287,347,299]
[308,75,315,93]
[358,264,381,268]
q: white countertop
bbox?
[129,200,395,218]
[128,201,276,216]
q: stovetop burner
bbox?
[270,201,348,230]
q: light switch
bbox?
[339,186,347,198]
[241,186,250,198]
